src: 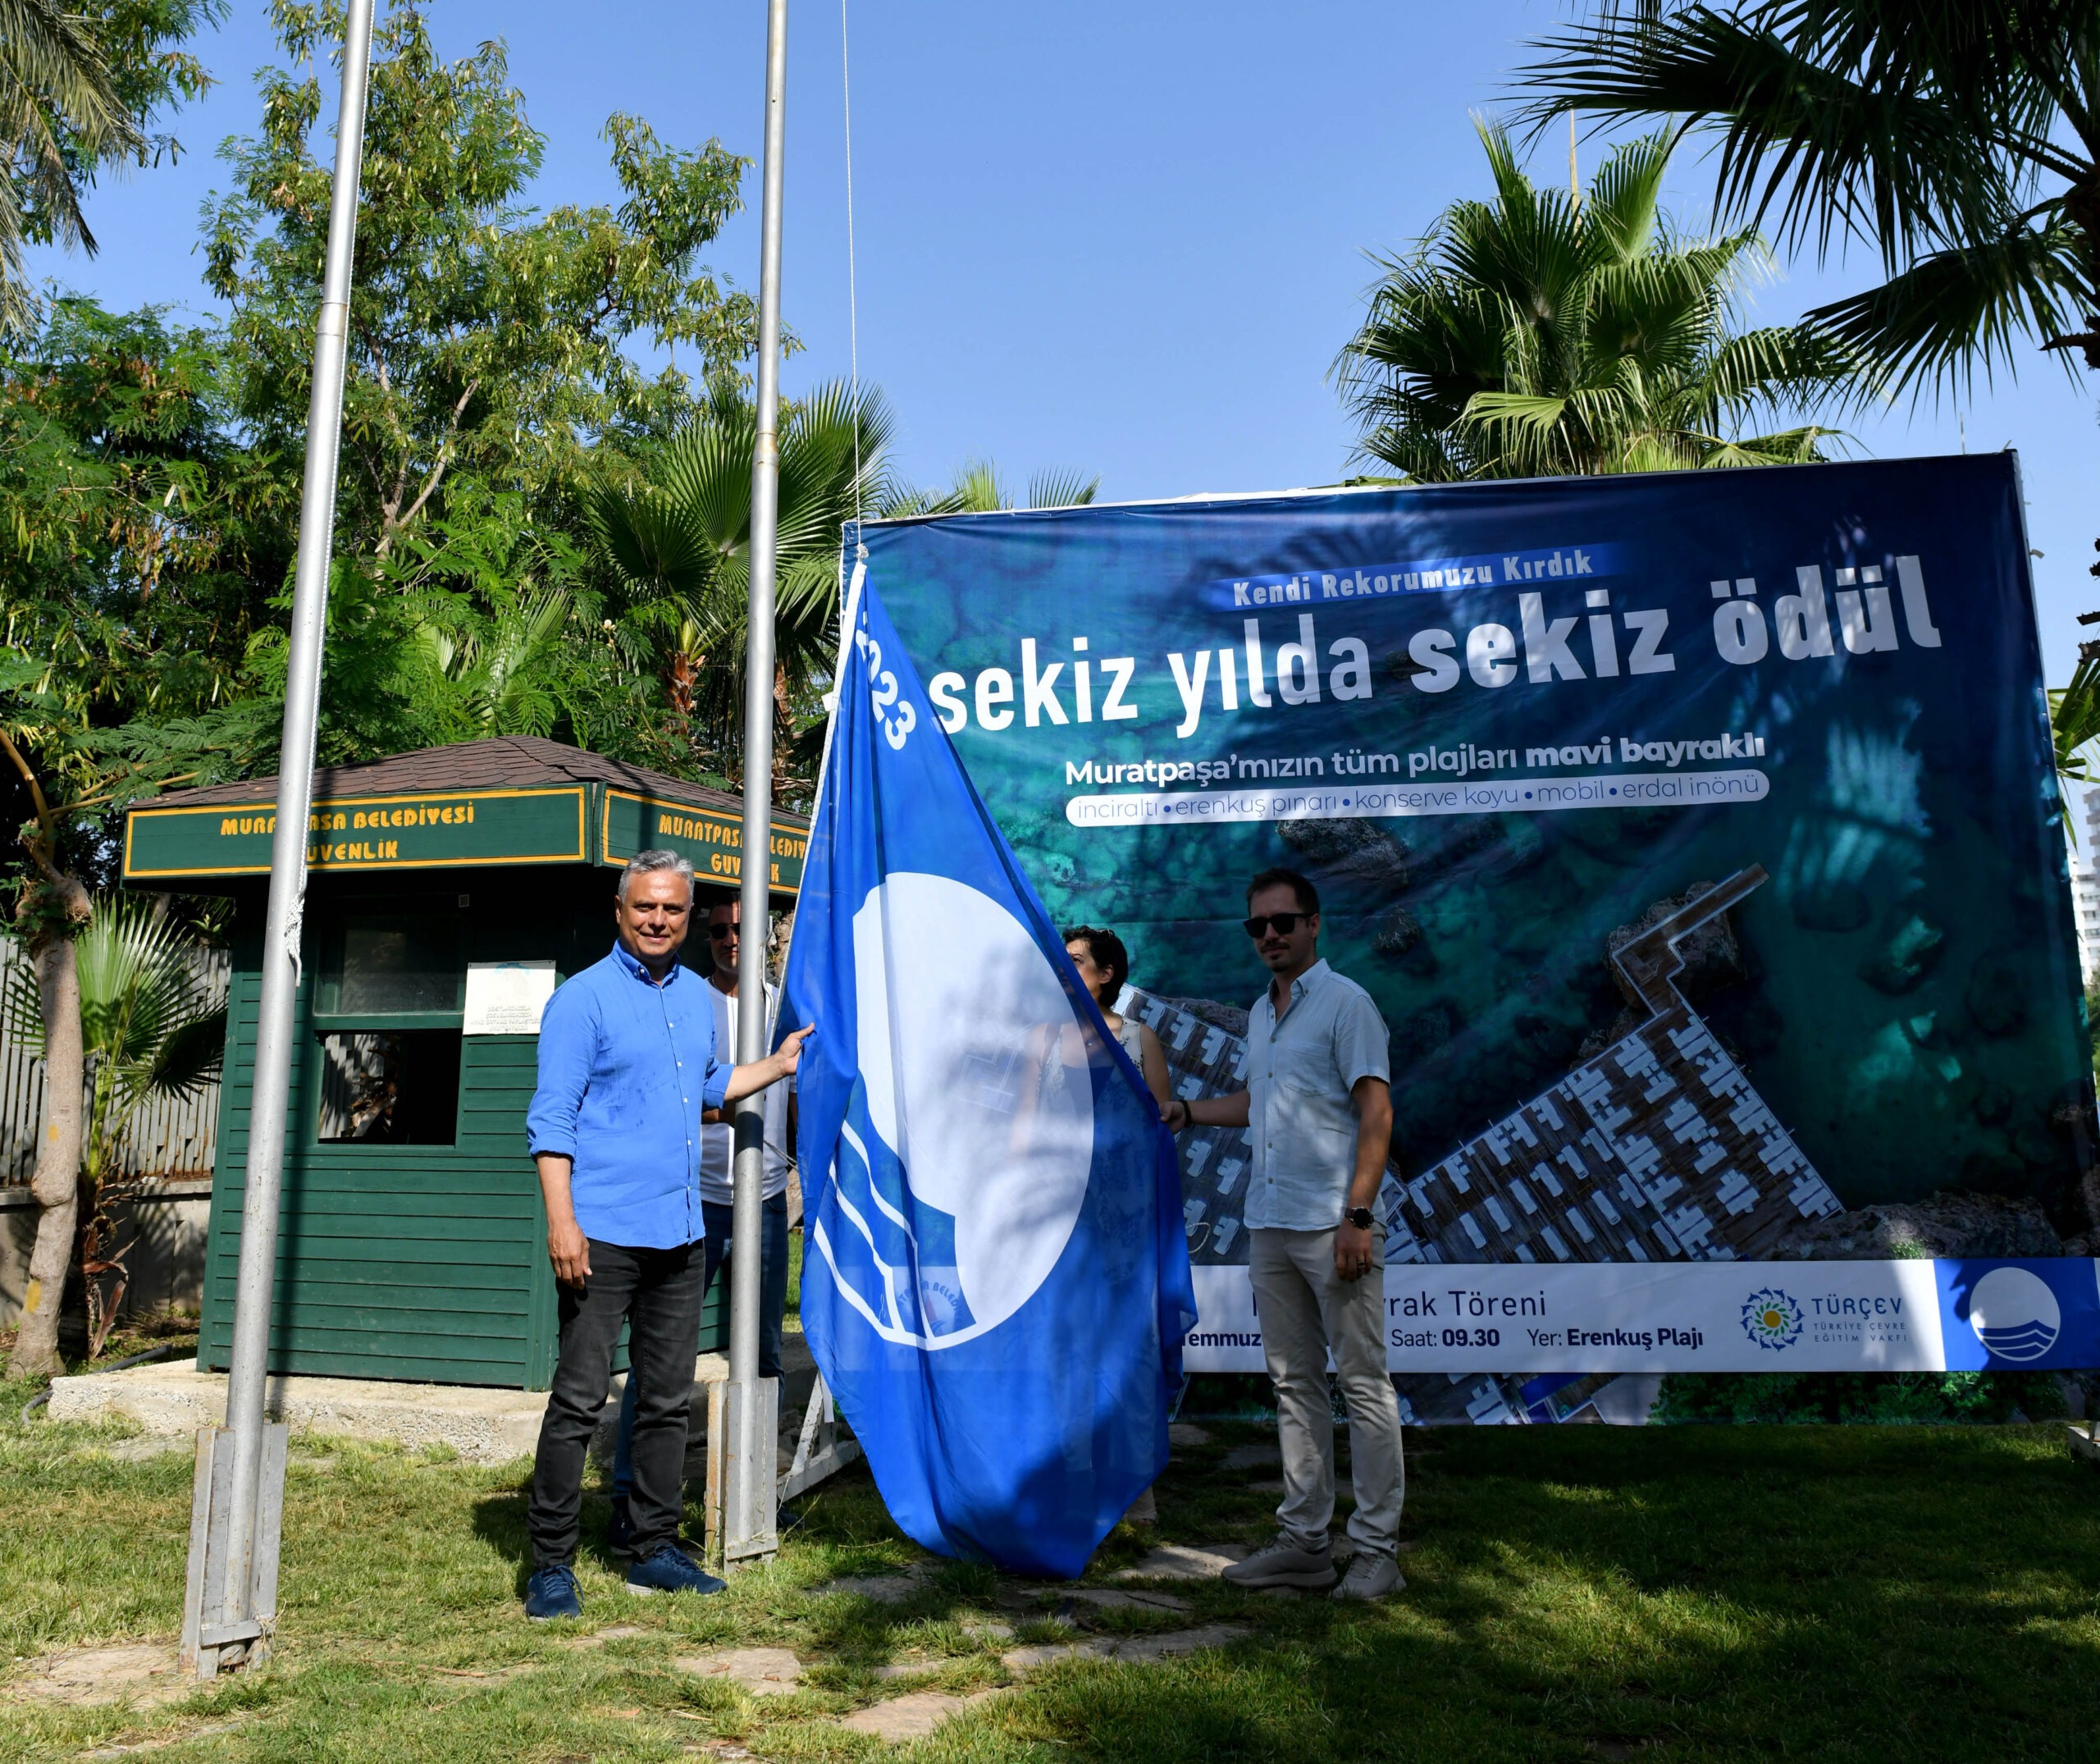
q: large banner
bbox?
[863,455,2098,1417]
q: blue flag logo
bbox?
[784,562,1196,1576]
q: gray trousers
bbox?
[1249,1225,1405,1560]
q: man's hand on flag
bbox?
[724,1026,815,1104]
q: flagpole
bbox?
[725,0,790,1568]
[183,0,377,1678]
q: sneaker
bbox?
[524,1564,583,1621]
[1331,1552,1404,1602]
[1221,1533,1337,1591]
[607,1494,634,1555]
[626,1542,727,1597]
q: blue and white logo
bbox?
[1965,1265,2061,1363]
[823,870,1094,1350]
[1740,1287,1804,1350]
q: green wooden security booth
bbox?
[121,737,807,1391]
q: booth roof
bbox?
[144,736,788,820]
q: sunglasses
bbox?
[1243,912,1311,939]
[708,922,740,942]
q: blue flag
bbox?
[783,563,1196,1578]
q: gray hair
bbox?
[619,848,696,902]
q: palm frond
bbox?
[1585,130,1673,263]
[131,1002,226,1102]
[1803,214,2089,395]
[1024,468,1100,510]
[1518,8,2013,267]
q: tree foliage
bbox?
[587,381,892,791]
[203,2,764,560]
[1335,121,1865,480]
[1518,0,2100,393]
[2,0,222,336]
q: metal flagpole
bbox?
[180,0,377,1678]
[724,0,791,1569]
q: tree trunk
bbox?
[9,930,84,1378]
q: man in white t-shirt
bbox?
[609,895,795,1549]
[692,894,795,1371]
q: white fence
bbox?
[0,939,230,1186]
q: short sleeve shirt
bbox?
[1242,959,1391,1232]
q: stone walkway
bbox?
[669,1540,1266,1743]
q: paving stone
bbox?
[1108,1543,1244,1582]
[1001,1638,1115,1671]
[1001,1626,1248,1674]
[1112,1624,1249,1661]
[1249,1478,1285,1493]
[837,1688,1002,1739]
[1054,1588,1192,1614]
[961,1618,1014,1642]
[1166,1423,1211,1447]
[811,1562,936,1603]
[672,1647,803,1696]
[8,1643,189,1709]
[1220,1444,1276,1469]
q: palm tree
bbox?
[1334,121,1863,481]
[587,381,894,785]
[1521,5,2100,789]
[1,0,142,334]
[1518,1,2100,391]
[3,892,225,1358]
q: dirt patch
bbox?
[7,1643,191,1710]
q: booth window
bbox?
[314,910,464,1145]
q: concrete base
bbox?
[46,1332,819,1467]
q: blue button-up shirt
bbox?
[526,943,730,1250]
[1242,958,1391,1232]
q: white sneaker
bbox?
[1221,1533,1336,1590]
[1331,1552,1403,1602]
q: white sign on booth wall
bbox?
[1181,1259,2100,1375]
[463,960,559,1035]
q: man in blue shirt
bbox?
[522,849,810,1620]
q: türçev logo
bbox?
[1741,1287,1804,1350]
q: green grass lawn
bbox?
[4,1378,2100,1762]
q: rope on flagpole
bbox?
[842,0,865,541]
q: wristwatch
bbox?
[1344,1205,1376,1230]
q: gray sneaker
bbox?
[1221,1534,1336,1591]
[1331,1551,1404,1602]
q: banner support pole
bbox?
[724,0,790,1570]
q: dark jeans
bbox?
[613,1192,790,1499]
[528,1236,706,1569]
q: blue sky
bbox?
[34,1,2098,677]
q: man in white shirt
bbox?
[1165,866,1404,1601]
[608,896,795,1549]
[692,895,796,1378]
